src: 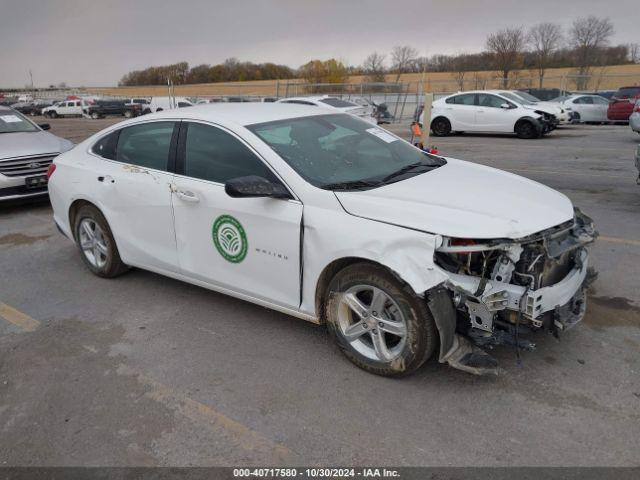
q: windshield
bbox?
[248,114,445,190]
[0,110,39,133]
[501,92,534,105]
[515,91,540,102]
[319,98,358,108]
[614,87,640,99]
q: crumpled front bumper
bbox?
[445,248,589,330]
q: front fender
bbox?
[301,205,449,318]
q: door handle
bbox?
[175,189,199,203]
[97,175,114,184]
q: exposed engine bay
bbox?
[432,209,597,372]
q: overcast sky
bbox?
[0,0,637,88]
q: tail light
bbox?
[634,105,640,113]
[46,163,56,179]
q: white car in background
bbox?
[510,91,570,124]
[48,103,596,377]
[0,106,73,200]
[277,95,376,124]
[423,90,554,139]
[144,96,194,114]
[552,94,612,124]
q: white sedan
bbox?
[553,94,611,123]
[423,90,556,138]
[48,104,596,377]
[277,95,376,124]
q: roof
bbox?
[148,102,335,126]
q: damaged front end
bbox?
[430,209,597,375]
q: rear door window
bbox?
[92,130,120,160]
[446,94,476,105]
[115,122,176,171]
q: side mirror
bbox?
[225,175,292,199]
[500,103,512,109]
[38,123,51,130]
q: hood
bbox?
[523,104,559,115]
[0,131,73,160]
[335,158,574,239]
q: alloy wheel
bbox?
[336,285,408,362]
[78,218,109,269]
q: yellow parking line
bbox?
[0,303,40,332]
[118,365,295,462]
[599,236,640,247]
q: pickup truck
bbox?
[83,100,127,119]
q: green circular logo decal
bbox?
[212,215,248,263]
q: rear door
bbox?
[89,120,179,272]
[592,96,610,122]
[443,93,477,130]
[171,121,303,309]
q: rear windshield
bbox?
[614,87,640,99]
[319,98,358,108]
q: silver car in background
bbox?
[0,106,73,201]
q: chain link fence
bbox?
[3,70,638,124]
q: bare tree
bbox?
[391,45,418,82]
[450,54,470,90]
[628,43,640,63]
[486,27,526,88]
[362,52,387,82]
[528,22,563,88]
[569,16,614,89]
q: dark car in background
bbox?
[517,88,568,101]
[83,100,127,119]
[607,86,640,121]
[10,102,35,115]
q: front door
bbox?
[171,121,303,309]
[476,94,516,132]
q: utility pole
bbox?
[421,92,433,149]
[29,69,34,90]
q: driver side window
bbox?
[183,122,278,184]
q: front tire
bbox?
[325,263,437,377]
[74,205,128,278]
[515,120,538,139]
[431,117,451,136]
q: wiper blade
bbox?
[382,161,435,182]
[320,179,382,191]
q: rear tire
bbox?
[74,205,129,278]
[325,263,437,377]
[91,112,100,119]
[515,120,538,139]
[124,110,133,118]
[431,117,451,136]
